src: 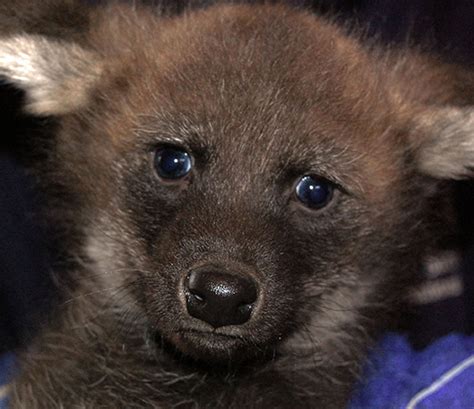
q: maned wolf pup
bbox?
[1,1,474,408]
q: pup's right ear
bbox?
[0,34,102,116]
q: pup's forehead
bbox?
[126,6,391,135]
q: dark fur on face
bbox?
[1,1,474,408]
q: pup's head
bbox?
[1,4,473,366]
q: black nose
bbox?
[184,269,258,328]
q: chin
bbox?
[157,328,269,366]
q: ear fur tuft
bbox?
[415,107,474,179]
[0,34,102,115]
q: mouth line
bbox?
[179,328,246,342]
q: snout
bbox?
[184,267,259,328]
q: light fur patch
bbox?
[85,227,130,291]
[0,35,102,115]
[280,280,372,369]
[416,107,474,179]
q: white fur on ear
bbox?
[0,35,102,115]
[415,107,474,179]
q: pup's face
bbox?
[76,6,421,364]
[1,4,473,367]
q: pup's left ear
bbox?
[0,34,102,116]
[414,106,474,179]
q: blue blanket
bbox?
[350,334,474,409]
[1,334,473,408]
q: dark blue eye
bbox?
[154,147,192,180]
[295,175,334,209]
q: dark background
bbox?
[1,0,473,351]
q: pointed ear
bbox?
[0,34,102,115]
[414,106,474,179]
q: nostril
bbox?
[189,289,205,303]
[237,303,253,316]
[184,268,259,328]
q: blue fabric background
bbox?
[350,334,474,409]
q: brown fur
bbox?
[1,2,474,408]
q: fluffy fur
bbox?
[1,1,473,408]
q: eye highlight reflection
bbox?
[295,175,334,209]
